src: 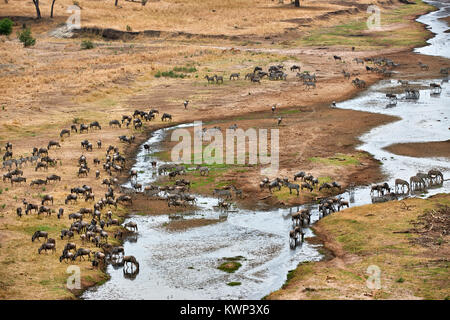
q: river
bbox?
[82,1,450,300]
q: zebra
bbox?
[214,75,223,84]
[283,180,300,196]
[204,75,215,83]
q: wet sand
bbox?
[385,140,450,159]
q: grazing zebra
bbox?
[304,81,316,90]
[214,75,223,84]
[204,75,215,83]
[342,70,350,80]
[283,180,300,196]
[293,171,305,181]
[229,73,240,80]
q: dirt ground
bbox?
[0,0,448,299]
[385,140,450,159]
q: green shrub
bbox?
[17,28,36,47]
[81,40,94,50]
[0,18,13,36]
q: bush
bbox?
[17,28,36,47]
[0,18,13,36]
[81,40,94,50]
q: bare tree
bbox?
[32,0,42,19]
[50,0,56,18]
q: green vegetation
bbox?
[309,153,361,166]
[155,66,197,79]
[81,40,94,50]
[0,18,13,36]
[218,261,242,273]
[296,0,435,49]
[227,282,241,286]
[17,28,36,47]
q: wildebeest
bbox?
[65,194,78,204]
[79,124,89,133]
[60,229,74,240]
[89,121,102,130]
[161,113,172,122]
[26,203,39,215]
[35,161,48,171]
[38,242,56,254]
[57,208,64,219]
[46,174,61,183]
[41,195,53,205]
[32,231,48,242]
[11,176,26,185]
[59,251,74,263]
[73,248,91,261]
[30,179,47,187]
[109,120,121,128]
[60,129,70,138]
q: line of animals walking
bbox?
[370,170,445,202]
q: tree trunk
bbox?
[50,0,56,18]
[115,0,118,6]
[32,0,41,19]
[294,0,300,7]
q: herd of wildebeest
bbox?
[1,56,448,274]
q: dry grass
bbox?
[0,0,388,36]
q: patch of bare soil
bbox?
[409,203,449,247]
[385,140,450,159]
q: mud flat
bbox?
[385,140,450,159]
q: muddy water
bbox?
[82,3,450,300]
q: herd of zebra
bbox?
[259,171,341,196]
[370,169,444,203]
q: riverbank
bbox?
[266,193,450,300]
[0,0,447,300]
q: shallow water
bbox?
[415,0,450,59]
[82,2,450,300]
